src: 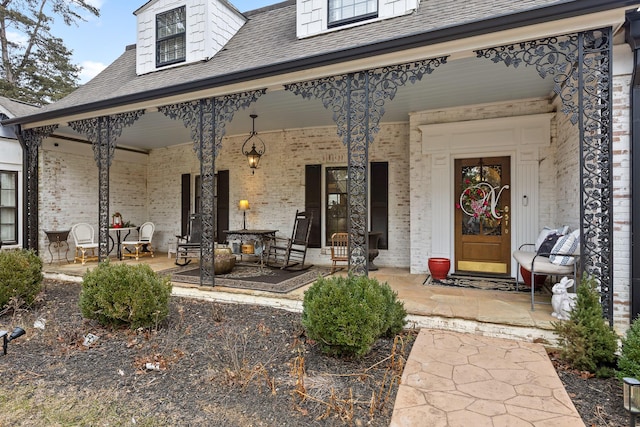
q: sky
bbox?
[50,0,280,84]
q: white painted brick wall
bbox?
[147,123,411,268]
[552,96,580,231]
[38,139,148,257]
[612,74,632,334]
[408,98,556,274]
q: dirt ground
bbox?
[0,279,630,426]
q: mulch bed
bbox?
[1,280,413,426]
[0,279,630,426]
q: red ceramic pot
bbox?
[520,265,546,287]
[428,257,450,280]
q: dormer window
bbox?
[328,0,378,28]
[156,6,186,67]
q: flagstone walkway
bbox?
[390,329,584,427]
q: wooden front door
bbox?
[454,157,511,275]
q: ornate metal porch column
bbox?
[159,90,265,287]
[286,58,447,276]
[476,28,614,323]
[69,111,145,261]
[19,125,58,251]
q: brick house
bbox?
[3,0,640,333]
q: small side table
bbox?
[44,230,71,264]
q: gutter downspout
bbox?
[626,10,640,322]
[14,124,31,251]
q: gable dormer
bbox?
[134,0,246,75]
[297,0,419,38]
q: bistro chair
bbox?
[330,232,349,273]
[266,210,313,270]
[121,222,155,260]
[71,223,99,265]
[175,214,202,266]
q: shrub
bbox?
[618,316,640,380]
[79,262,172,329]
[0,249,43,309]
[553,275,618,377]
[302,275,406,357]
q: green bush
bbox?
[79,262,172,329]
[618,316,640,380]
[302,275,407,357]
[0,249,43,309]
[553,275,618,377]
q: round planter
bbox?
[520,265,546,287]
[214,248,236,275]
[428,257,450,280]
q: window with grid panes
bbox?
[328,0,377,27]
[325,167,348,243]
[0,171,18,245]
[156,6,186,67]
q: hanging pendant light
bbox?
[242,114,265,173]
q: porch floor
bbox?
[43,252,558,343]
[43,254,584,426]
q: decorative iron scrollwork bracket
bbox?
[69,110,145,260]
[159,89,266,286]
[476,28,614,322]
[20,125,58,250]
[286,57,447,276]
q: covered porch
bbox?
[42,254,558,343]
[8,1,634,333]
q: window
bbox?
[325,167,348,244]
[328,0,378,27]
[0,171,18,245]
[156,6,186,67]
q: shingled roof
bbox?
[0,96,39,118]
[8,0,637,123]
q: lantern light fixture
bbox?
[624,377,640,427]
[242,114,265,174]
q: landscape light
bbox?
[624,377,640,427]
[1,327,25,355]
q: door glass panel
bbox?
[458,161,506,236]
[326,167,348,243]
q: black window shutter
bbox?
[217,170,230,243]
[305,165,322,248]
[370,162,388,250]
[181,174,191,237]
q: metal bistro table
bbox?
[108,226,138,260]
[224,229,277,268]
[44,230,71,264]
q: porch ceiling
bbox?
[51,56,555,151]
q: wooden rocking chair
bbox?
[266,210,313,270]
[175,214,202,266]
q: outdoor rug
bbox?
[161,264,331,293]
[424,273,551,294]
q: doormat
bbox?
[424,274,551,293]
[160,264,331,294]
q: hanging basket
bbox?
[428,257,451,280]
